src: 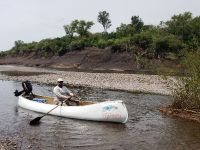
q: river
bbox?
[0,80,200,150]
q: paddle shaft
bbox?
[30,102,62,125]
[30,96,80,125]
[40,104,60,118]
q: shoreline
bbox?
[159,106,200,123]
[0,65,178,95]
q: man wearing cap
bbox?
[53,78,76,105]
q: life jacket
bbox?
[22,81,33,95]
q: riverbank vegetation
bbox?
[172,49,200,111]
[160,48,200,121]
[0,12,199,70]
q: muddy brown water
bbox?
[0,80,200,150]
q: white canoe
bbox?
[18,95,128,123]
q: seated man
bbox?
[53,78,79,106]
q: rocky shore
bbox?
[0,65,178,95]
[0,144,4,150]
[0,139,17,150]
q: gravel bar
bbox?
[0,65,178,95]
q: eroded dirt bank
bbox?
[0,48,136,71]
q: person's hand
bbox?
[64,95,71,100]
[69,93,74,97]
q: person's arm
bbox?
[53,87,69,99]
[63,86,74,96]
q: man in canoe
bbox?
[53,78,79,106]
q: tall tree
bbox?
[97,11,112,32]
[131,16,144,33]
[75,20,94,37]
[63,20,78,38]
[14,40,24,53]
[165,12,193,41]
[64,20,94,37]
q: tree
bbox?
[116,16,144,37]
[131,16,144,33]
[116,24,133,37]
[76,20,94,37]
[64,20,94,38]
[165,12,193,41]
[154,35,183,58]
[14,40,24,53]
[63,20,79,38]
[131,33,153,69]
[97,11,112,32]
[67,20,94,37]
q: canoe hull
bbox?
[18,96,128,123]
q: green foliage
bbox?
[75,20,94,37]
[0,11,199,66]
[64,20,94,38]
[63,21,77,38]
[96,39,108,49]
[96,39,114,49]
[116,23,135,38]
[111,38,128,53]
[97,11,112,32]
[131,16,144,33]
[116,16,144,38]
[0,51,8,58]
[154,35,183,58]
[69,38,86,50]
[132,32,153,50]
[165,12,200,45]
[173,49,200,110]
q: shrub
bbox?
[132,32,153,50]
[173,49,200,111]
[111,39,126,53]
[69,39,85,50]
[154,35,183,58]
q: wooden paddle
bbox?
[29,104,60,126]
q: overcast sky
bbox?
[0,0,199,51]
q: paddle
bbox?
[29,95,80,125]
[29,104,60,126]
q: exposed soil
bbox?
[0,48,135,70]
[0,48,179,74]
[0,71,51,76]
[159,106,200,123]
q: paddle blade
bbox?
[29,117,42,126]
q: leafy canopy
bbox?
[97,11,112,32]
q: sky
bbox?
[0,0,200,51]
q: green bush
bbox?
[132,32,153,50]
[56,47,69,56]
[69,39,85,50]
[111,39,126,53]
[154,35,183,58]
[173,49,200,110]
[96,39,114,49]
[0,51,7,58]
[96,39,107,48]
